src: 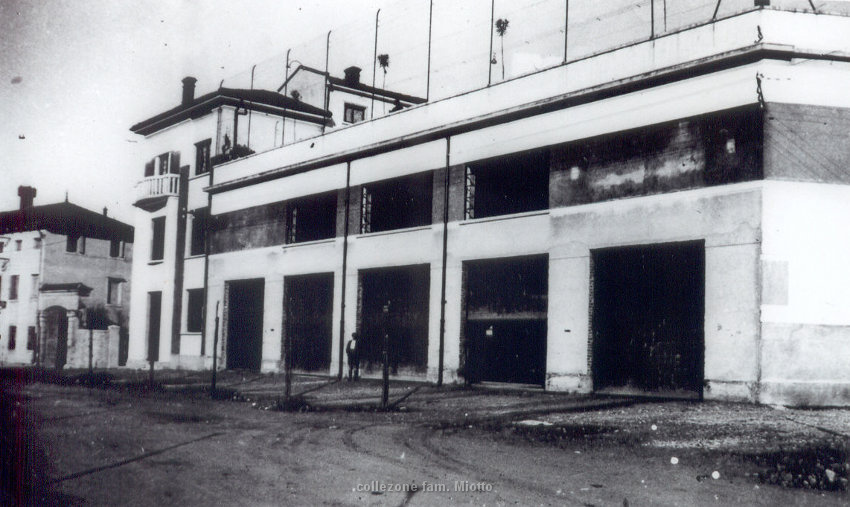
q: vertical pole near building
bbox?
[381,301,390,409]
[338,162,351,381]
[437,137,450,386]
[426,0,434,101]
[371,9,381,119]
[322,31,331,134]
[211,301,220,395]
[563,0,569,64]
[650,0,655,39]
[284,295,293,402]
[488,0,495,86]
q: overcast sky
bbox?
[0,0,388,222]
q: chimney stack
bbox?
[18,186,36,210]
[181,76,197,106]
[103,207,108,216]
[343,66,362,86]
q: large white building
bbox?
[127,1,850,406]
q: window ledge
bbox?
[148,260,164,266]
[459,209,549,226]
[189,172,210,181]
[185,254,206,260]
[181,332,202,336]
[356,225,432,239]
[282,237,336,249]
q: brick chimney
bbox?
[181,76,197,106]
[343,66,362,86]
[17,186,36,210]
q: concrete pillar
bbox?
[107,325,120,368]
[66,310,79,368]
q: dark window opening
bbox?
[109,239,122,258]
[144,160,155,177]
[186,288,204,333]
[9,275,18,300]
[27,326,36,351]
[157,153,170,175]
[107,278,123,305]
[15,240,22,251]
[703,109,763,185]
[465,150,549,219]
[190,208,208,256]
[151,217,166,261]
[195,139,212,175]
[0,243,4,253]
[344,103,366,124]
[360,173,433,234]
[8,326,16,350]
[286,192,337,244]
[33,238,41,249]
[66,234,79,253]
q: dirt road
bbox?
[4,374,848,506]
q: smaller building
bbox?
[0,187,134,369]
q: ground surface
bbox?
[2,368,849,506]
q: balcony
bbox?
[134,174,180,211]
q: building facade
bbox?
[128,2,850,406]
[0,187,133,369]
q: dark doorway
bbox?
[463,255,548,386]
[358,265,430,375]
[284,273,334,372]
[591,241,705,397]
[42,306,68,370]
[147,292,162,362]
[226,279,265,371]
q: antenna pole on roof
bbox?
[64,191,68,202]
[371,9,380,120]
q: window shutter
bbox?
[170,152,181,174]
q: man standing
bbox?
[346,332,360,381]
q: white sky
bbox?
[0,0,387,223]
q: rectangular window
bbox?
[66,234,85,253]
[33,237,41,249]
[15,240,22,251]
[151,217,166,261]
[360,172,433,234]
[344,103,366,124]
[144,159,155,177]
[465,150,549,219]
[8,326,16,350]
[189,208,208,256]
[30,274,38,298]
[186,288,204,333]
[286,193,337,244]
[195,139,211,175]
[26,326,36,351]
[107,277,123,305]
[109,239,122,258]
[9,275,18,300]
[0,242,4,253]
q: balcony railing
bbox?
[134,174,180,209]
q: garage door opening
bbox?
[226,279,265,371]
[358,265,430,376]
[284,273,334,373]
[463,255,548,386]
[591,241,705,398]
